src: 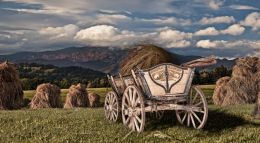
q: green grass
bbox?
[0,87,259,143]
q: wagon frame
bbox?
[104,57,216,132]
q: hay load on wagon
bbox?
[64,83,88,108]
[213,57,260,106]
[0,61,23,109]
[120,44,179,76]
[30,83,61,109]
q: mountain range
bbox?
[0,46,235,73]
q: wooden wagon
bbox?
[104,56,216,132]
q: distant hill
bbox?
[0,46,129,73]
[0,46,235,73]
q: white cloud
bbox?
[74,25,140,46]
[195,24,245,36]
[199,16,235,25]
[204,0,224,10]
[139,17,192,26]
[196,39,260,51]
[74,25,193,48]
[39,24,79,40]
[230,5,259,10]
[0,31,27,50]
[241,12,260,31]
[196,40,226,48]
[95,14,131,24]
[2,8,67,15]
[221,24,245,36]
[156,29,193,48]
[195,27,219,36]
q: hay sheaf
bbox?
[64,83,88,108]
[0,61,23,109]
[120,44,178,76]
[213,57,260,106]
[213,76,230,105]
[88,92,100,107]
[30,83,61,109]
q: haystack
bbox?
[213,57,260,106]
[88,92,100,107]
[64,83,88,108]
[254,91,260,118]
[120,44,178,76]
[30,83,61,109]
[212,76,230,105]
[0,61,23,109]
[254,71,260,118]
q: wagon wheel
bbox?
[104,91,120,122]
[176,86,208,129]
[122,85,145,133]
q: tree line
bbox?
[19,63,109,90]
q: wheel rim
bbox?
[122,86,145,132]
[176,86,208,129]
[104,91,119,122]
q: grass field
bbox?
[0,85,259,143]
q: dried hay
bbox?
[0,61,23,109]
[88,92,100,107]
[120,44,178,76]
[212,76,230,105]
[64,83,88,108]
[254,69,260,118]
[213,57,260,106]
[30,83,61,109]
[254,90,260,118]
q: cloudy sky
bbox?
[0,0,259,58]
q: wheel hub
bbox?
[105,105,113,111]
[128,107,136,116]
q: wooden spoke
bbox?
[187,113,190,127]
[192,93,199,104]
[104,91,120,122]
[194,101,203,107]
[181,112,187,124]
[191,110,202,124]
[134,118,140,131]
[190,113,196,128]
[122,86,145,133]
[176,86,208,129]
[135,115,142,123]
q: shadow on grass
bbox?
[144,109,260,132]
[204,109,247,132]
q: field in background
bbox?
[1,85,259,143]
[23,85,214,104]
